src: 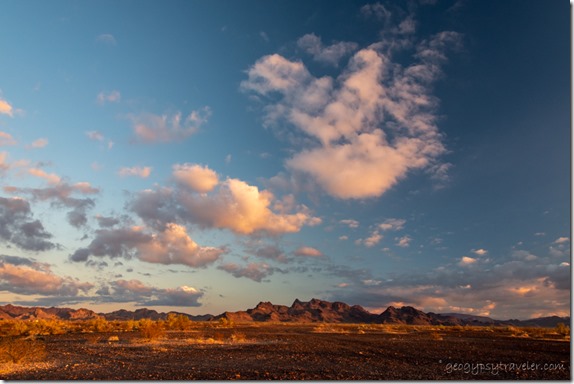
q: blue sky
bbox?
[0,0,569,319]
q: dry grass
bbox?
[0,337,46,364]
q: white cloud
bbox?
[96,33,117,45]
[118,166,152,179]
[242,30,460,199]
[130,108,211,143]
[172,163,219,193]
[86,131,114,149]
[297,33,358,66]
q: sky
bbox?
[0,0,569,320]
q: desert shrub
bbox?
[218,318,235,328]
[230,332,247,343]
[0,320,30,337]
[429,331,443,341]
[166,313,192,331]
[139,319,165,340]
[120,319,138,332]
[28,319,67,336]
[86,317,112,333]
[555,323,570,337]
[0,337,46,364]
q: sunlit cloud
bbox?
[472,248,488,256]
[118,166,152,179]
[28,168,61,184]
[378,218,406,231]
[396,235,412,247]
[0,99,13,117]
[339,219,359,228]
[101,279,204,307]
[242,29,461,199]
[172,163,218,193]
[0,132,16,146]
[129,108,211,143]
[459,256,477,266]
[293,246,323,257]
[297,33,358,66]
[554,237,569,244]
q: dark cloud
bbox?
[0,197,56,251]
[96,279,204,307]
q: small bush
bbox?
[0,337,46,364]
[555,323,570,337]
[139,319,165,340]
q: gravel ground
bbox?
[0,325,569,380]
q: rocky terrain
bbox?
[0,299,569,327]
[0,324,569,380]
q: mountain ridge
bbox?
[0,299,568,328]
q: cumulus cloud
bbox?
[129,108,211,143]
[459,256,477,266]
[178,177,320,235]
[0,255,92,296]
[118,166,152,178]
[360,2,392,21]
[242,27,461,199]
[252,244,288,263]
[95,215,121,228]
[0,132,16,146]
[71,223,225,268]
[356,231,383,248]
[97,90,121,104]
[472,248,488,256]
[395,235,412,247]
[218,262,276,282]
[0,99,13,117]
[0,197,56,251]
[297,33,358,66]
[294,246,323,257]
[554,237,569,244]
[172,163,218,193]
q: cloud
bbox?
[118,166,152,179]
[472,248,488,256]
[172,163,219,193]
[297,33,358,66]
[27,168,61,184]
[356,231,383,248]
[102,279,204,307]
[242,28,461,199]
[71,223,226,268]
[554,237,569,244]
[29,138,48,149]
[360,2,392,21]
[0,255,93,296]
[0,132,16,146]
[218,262,276,282]
[395,235,411,247]
[97,90,121,104]
[177,177,321,235]
[0,99,13,117]
[459,256,477,266]
[86,131,114,149]
[0,197,56,251]
[129,108,211,143]
[339,219,359,228]
[4,182,99,229]
[96,33,117,45]
[378,218,406,231]
[293,246,323,257]
[252,244,288,263]
[95,215,121,228]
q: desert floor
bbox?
[0,323,570,380]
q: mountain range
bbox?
[0,299,568,328]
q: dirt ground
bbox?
[0,324,570,380]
